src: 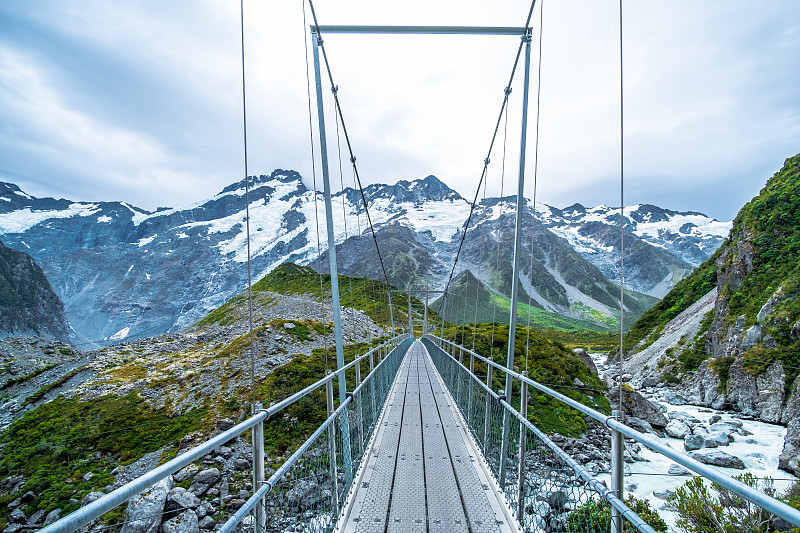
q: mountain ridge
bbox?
[0,171,730,342]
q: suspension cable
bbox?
[618,0,625,415]
[302,0,330,369]
[238,0,257,408]
[525,0,545,374]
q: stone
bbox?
[83,472,95,482]
[665,420,692,439]
[668,464,691,475]
[26,509,45,526]
[173,464,199,483]
[660,390,688,405]
[709,414,722,424]
[283,322,295,330]
[726,359,785,423]
[214,446,232,459]
[233,459,250,471]
[216,419,235,431]
[705,431,733,447]
[573,348,598,375]
[21,491,35,503]
[683,360,726,409]
[285,479,322,507]
[43,509,61,526]
[608,385,668,428]
[167,487,201,511]
[198,517,215,530]
[7,510,26,524]
[189,469,220,496]
[689,451,746,469]
[779,376,800,475]
[546,490,569,511]
[626,416,656,435]
[683,434,705,451]
[120,476,174,533]
[160,510,199,533]
[81,492,106,508]
[652,489,674,500]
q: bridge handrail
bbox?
[426,334,800,528]
[40,333,411,533]
[219,333,410,532]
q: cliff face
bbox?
[0,241,74,342]
[623,153,800,476]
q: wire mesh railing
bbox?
[219,335,413,533]
[423,335,800,532]
[39,334,412,533]
[422,336,655,533]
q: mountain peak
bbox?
[218,169,305,196]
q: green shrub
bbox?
[566,495,667,532]
[667,474,799,533]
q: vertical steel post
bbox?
[311,29,346,403]
[325,371,339,515]
[440,296,448,338]
[252,402,265,533]
[312,31,352,484]
[517,372,528,520]
[467,353,475,425]
[355,360,364,457]
[611,409,625,533]
[369,350,376,421]
[388,289,395,334]
[408,291,413,337]
[483,363,493,452]
[423,284,429,336]
[499,28,533,491]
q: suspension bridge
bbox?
[34,1,800,533]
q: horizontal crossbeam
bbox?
[311,25,528,35]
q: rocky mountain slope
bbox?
[0,240,75,342]
[0,173,729,342]
[0,265,401,532]
[621,153,800,476]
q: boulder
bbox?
[198,517,215,530]
[726,359,784,423]
[683,360,726,409]
[779,376,800,476]
[684,434,705,451]
[626,416,656,435]
[120,476,174,533]
[173,464,199,483]
[608,385,668,428]
[573,348,598,375]
[689,451,745,469]
[166,487,201,512]
[665,420,692,439]
[160,510,199,533]
[705,431,733,447]
[43,509,61,526]
[285,479,322,507]
[81,492,106,508]
[216,419,235,431]
[7,510,26,524]
[668,464,691,476]
[189,469,220,496]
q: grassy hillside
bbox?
[441,323,610,436]
[431,269,657,333]
[197,262,425,329]
[623,153,800,386]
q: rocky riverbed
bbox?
[593,353,798,530]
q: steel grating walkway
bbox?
[340,341,518,533]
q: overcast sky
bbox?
[1,1,798,221]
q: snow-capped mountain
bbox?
[0,172,732,343]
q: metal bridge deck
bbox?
[340,341,517,533]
